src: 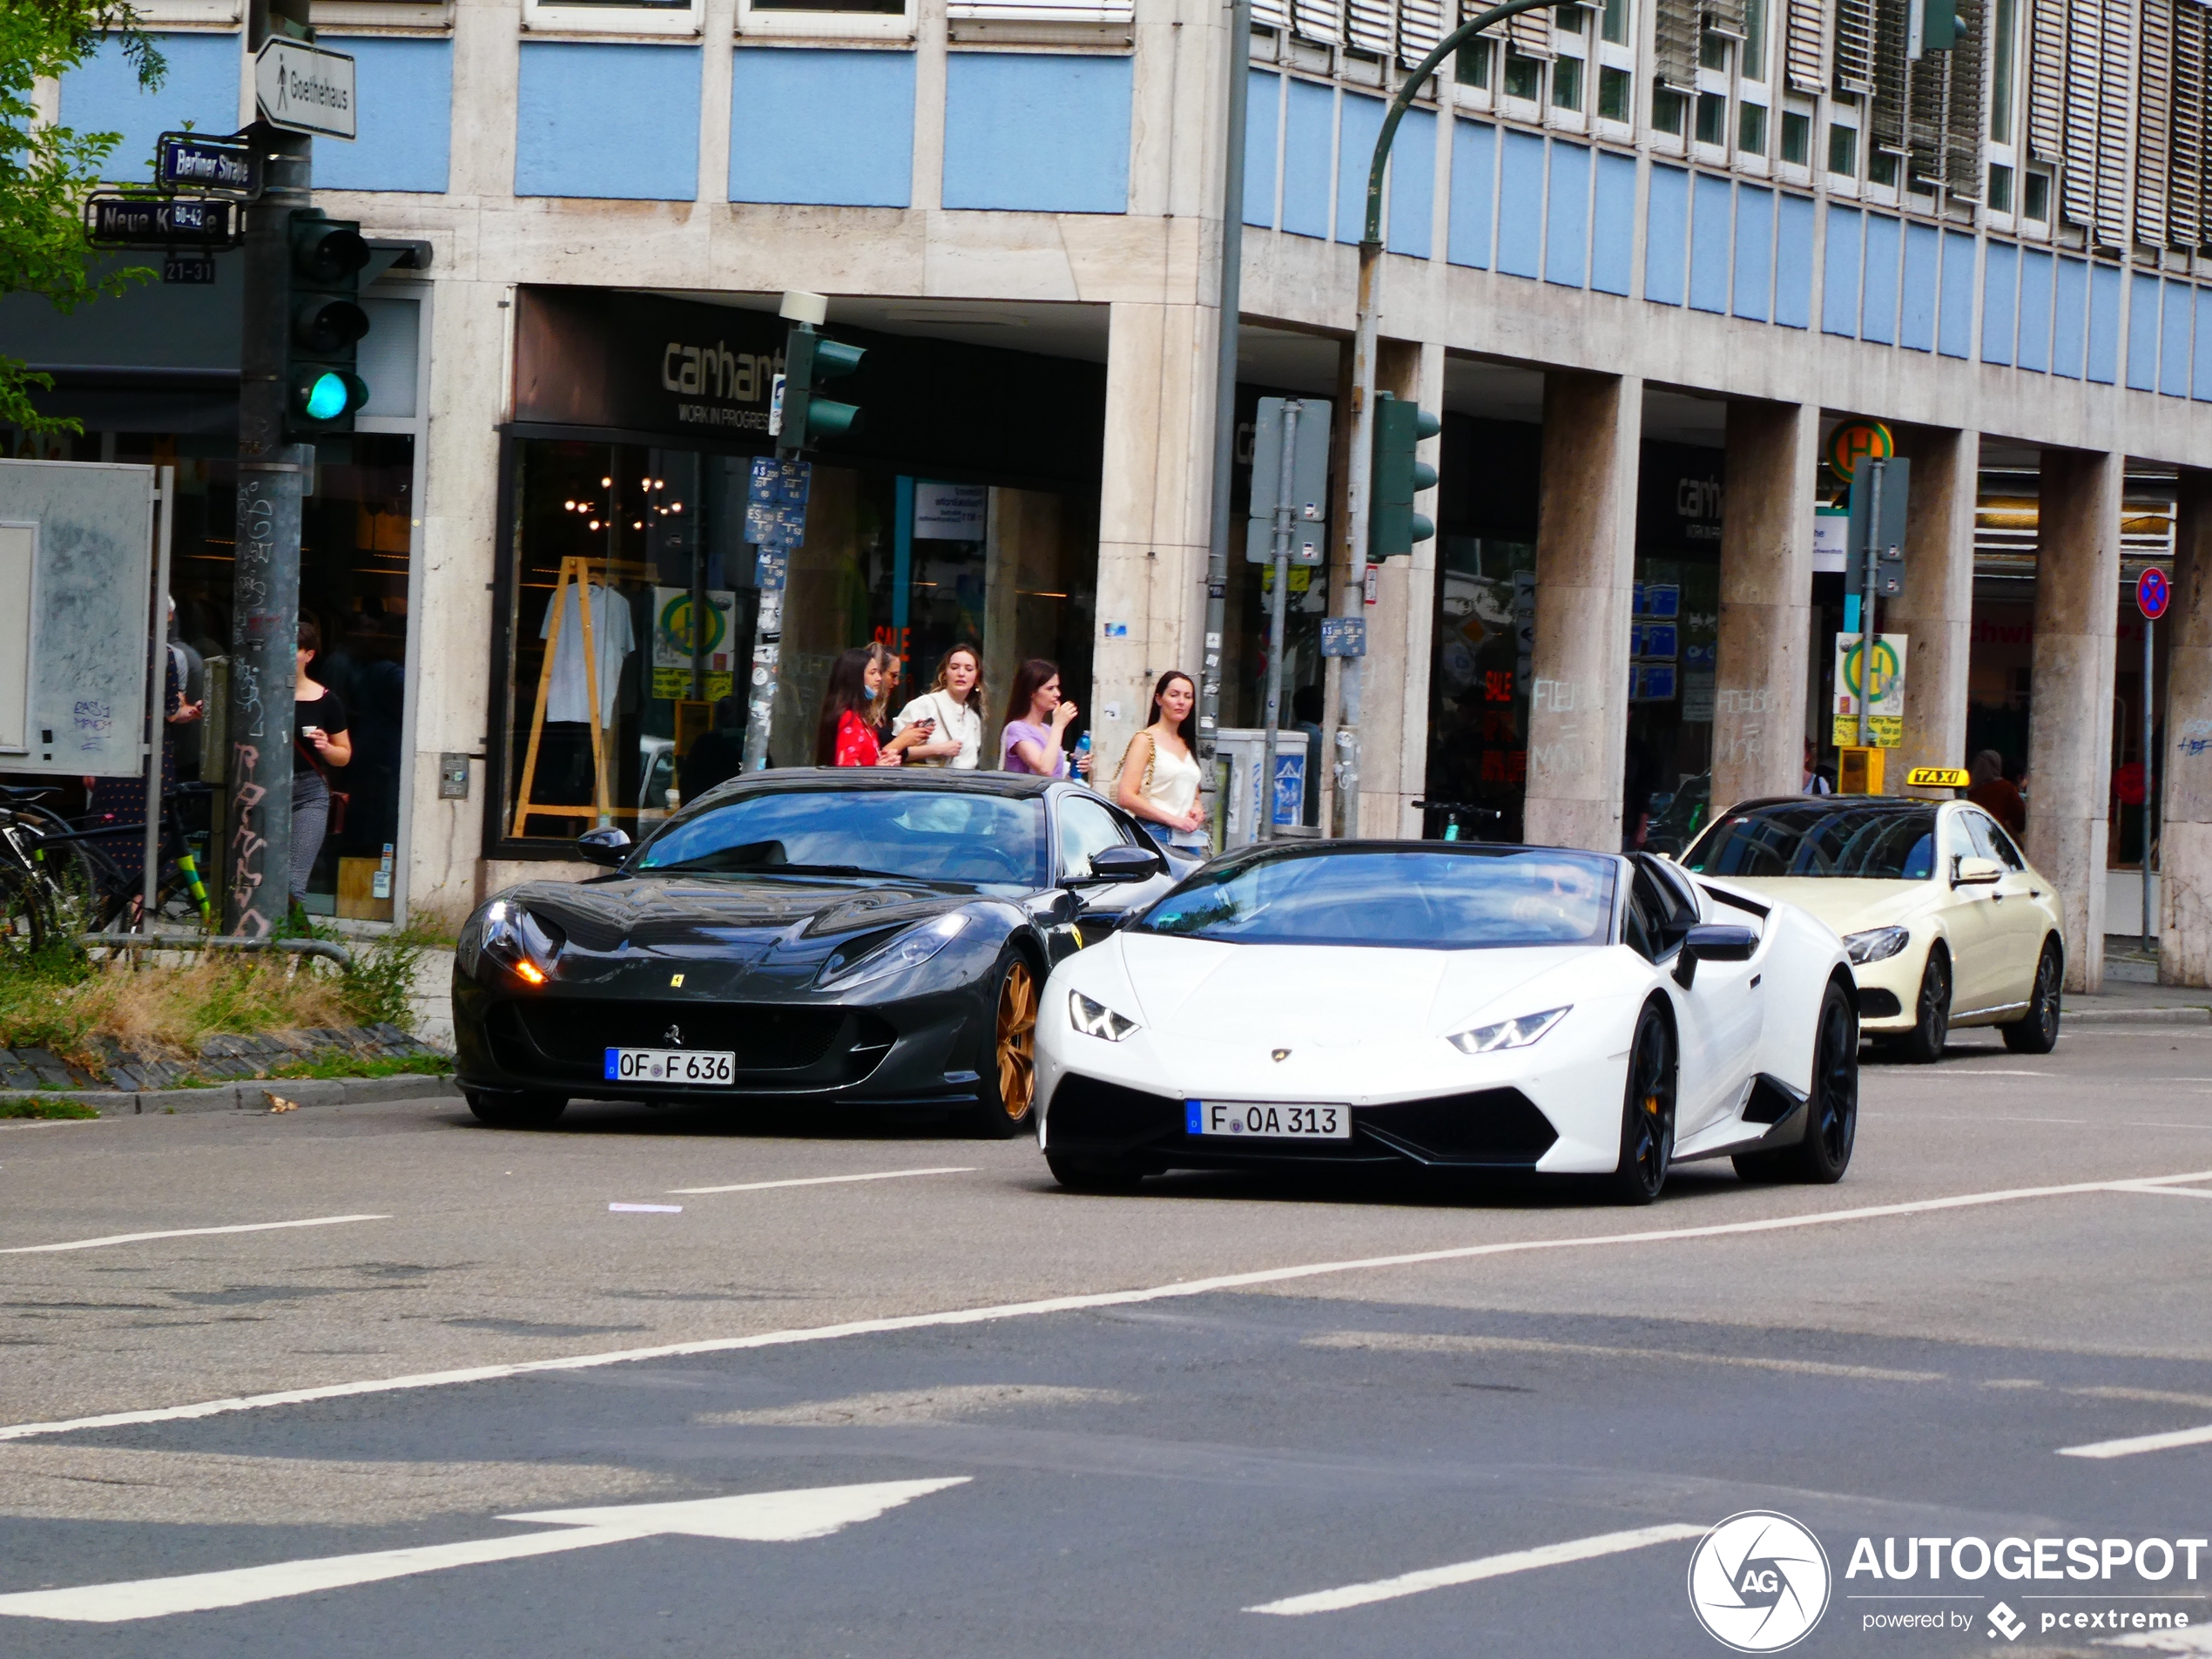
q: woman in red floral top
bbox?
[814,644,934,767]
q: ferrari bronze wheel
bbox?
[969,954,1039,1138]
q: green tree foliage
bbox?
[1,2,165,435]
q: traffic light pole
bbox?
[1260,400,1302,844]
[1855,458,1885,751]
[1337,0,1555,839]
[1200,0,1251,846]
[220,108,313,936]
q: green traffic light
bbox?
[303,372,349,421]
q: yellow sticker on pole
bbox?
[1826,421,1894,482]
[1905,766,1972,788]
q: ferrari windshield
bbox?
[1685,801,1937,880]
[636,789,1048,890]
[1134,846,1616,948]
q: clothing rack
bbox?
[509,555,625,837]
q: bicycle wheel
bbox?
[0,864,49,957]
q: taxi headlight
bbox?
[1448,1005,1570,1055]
[1844,925,1912,965]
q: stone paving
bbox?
[0,1023,448,1095]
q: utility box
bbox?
[1214,726,1312,846]
[0,459,156,778]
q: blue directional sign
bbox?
[156,132,261,199]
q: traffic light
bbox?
[284,210,371,439]
[1369,391,1440,561]
[774,324,865,458]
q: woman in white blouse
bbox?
[1116,670,1208,853]
[893,643,987,769]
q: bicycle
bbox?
[49,784,217,932]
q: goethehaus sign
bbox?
[253,39,355,140]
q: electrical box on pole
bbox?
[282,210,371,438]
[1848,455,1910,598]
[1369,392,1440,562]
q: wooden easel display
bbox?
[509,556,651,837]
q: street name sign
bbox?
[156,132,261,198]
[84,194,235,249]
[254,39,357,140]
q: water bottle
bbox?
[1076,733,1091,783]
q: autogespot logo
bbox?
[1687,1511,1833,1652]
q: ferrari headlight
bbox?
[1844,925,1912,965]
[469,900,565,987]
[1448,1005,1570,1055]
[819,912,968,990]
[1069,991,1140,1042]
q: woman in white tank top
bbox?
[1116,671,1209,852]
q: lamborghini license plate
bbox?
[604,1047,735,1085]
[1186,1100,1351,1139]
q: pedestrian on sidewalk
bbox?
[1968,749,2026,836]
[815,644,933,767]
[292,618,352,915]
[1000,659,1092,779]
[1116,671,1208,853]
[893,644,986,769]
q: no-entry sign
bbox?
[2138,566,2171,620]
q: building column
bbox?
[2026,447,2123,992]
[1356,336,1445,837]
[1096,299,1216,783]
[1889,425,1979,795]
[2159,470,2212,985]
[1524,371,1641,851]
[1711,399,1817,808]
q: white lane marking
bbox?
[2115,1184,2212,1199]
[0,1215,389,1257]
[609,1204,682,1214]
[3,1168,2208,1444]
[1305,1330,1946,1383]
[1247,1523,1706,1615]
[667,1166,974,1196]
[2059,1422,2212,1460]
[0,1479,968,1623]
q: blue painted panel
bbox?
[1645,165,1689,306]
[1731,184,1773,321]
[1447,120,1496,268]
[1773,194,1813,328]
[2087,263,2121,383]
[517,44,699,200]
[1497,130,1545,279]
[59,32,239,181]
[1338,92,1385,243]
[1545,140,1590,287]
[1861,213,1900,344]
[2161,280,2193,396]
[1898,223,1939,351]
[1387,107,1436,257]
[2015,248,2052,373]
[1979,240,2016,364]
[2051,257,2087,379]
[732,49,912,206]
[1821,205,1862,336]
[1939,232,1977,358]
[1244,71,1278,227]
[1591,151,1636,295]
[2126,271,2161,390]
[1689,172,1731,314]
[314,38,452,193]
[2197,288,2212,401]
[942,53,1130,212]
[1281,78,1333,239]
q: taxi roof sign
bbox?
[1906,765,1973,788]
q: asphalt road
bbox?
[2,1025,2209,1657]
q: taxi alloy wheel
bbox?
[1889,945,1950,1064]
[2002,940,2063,1054]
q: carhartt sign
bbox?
[253,39,355,140]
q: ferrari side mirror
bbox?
[1086,844,1165,884]
[1673,922,1759,988]
[577,826,632,867]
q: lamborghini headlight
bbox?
[1843,925,1912,965]
[1069,991,1140,1042]
[1448,1005,1570,1055]
[818,912,968,991]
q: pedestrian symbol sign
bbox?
[1826,421,1893,482]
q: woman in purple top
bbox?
[999,658,1092,779]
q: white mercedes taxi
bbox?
[1678,795,2063,1061]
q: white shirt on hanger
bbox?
[540,580,636,726]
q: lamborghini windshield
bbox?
[1684,801,1937,880]
[636,789,1049,891]
[1134,846,1616,948]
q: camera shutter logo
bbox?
[1685,1511,1831,1652]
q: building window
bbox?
[1504,50,1544,101]
[1827,121,1857,175]
[524,0,705,34]
[1552,55,1583,110]
[1654,84,1688,133]
[1695,90,1726,145]
[1601,0,1629,44]
[2023,169,2050,220]
[1458,34,1494,87]
[1780,108,1810,163]
[1737,100,1765,154]
[1869,148,1898,186]
[752,0,903,10]
[1987,162,2013,212]
[1741,0,1768,80]
[1699,30,1729,70]
[1990,0,2017,138]
[1598,64,1632,119]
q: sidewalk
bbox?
[2067,938,2212,1023]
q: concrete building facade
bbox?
[14,0,2212,991]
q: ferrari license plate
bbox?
[604,1047,735,1085]
[1186,1100,1351,1139]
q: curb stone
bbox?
[0,1074,462,1118]
[2061,1006,2211,1026]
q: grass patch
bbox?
[266,1052,455,1082]
[0,1097,101,1120]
